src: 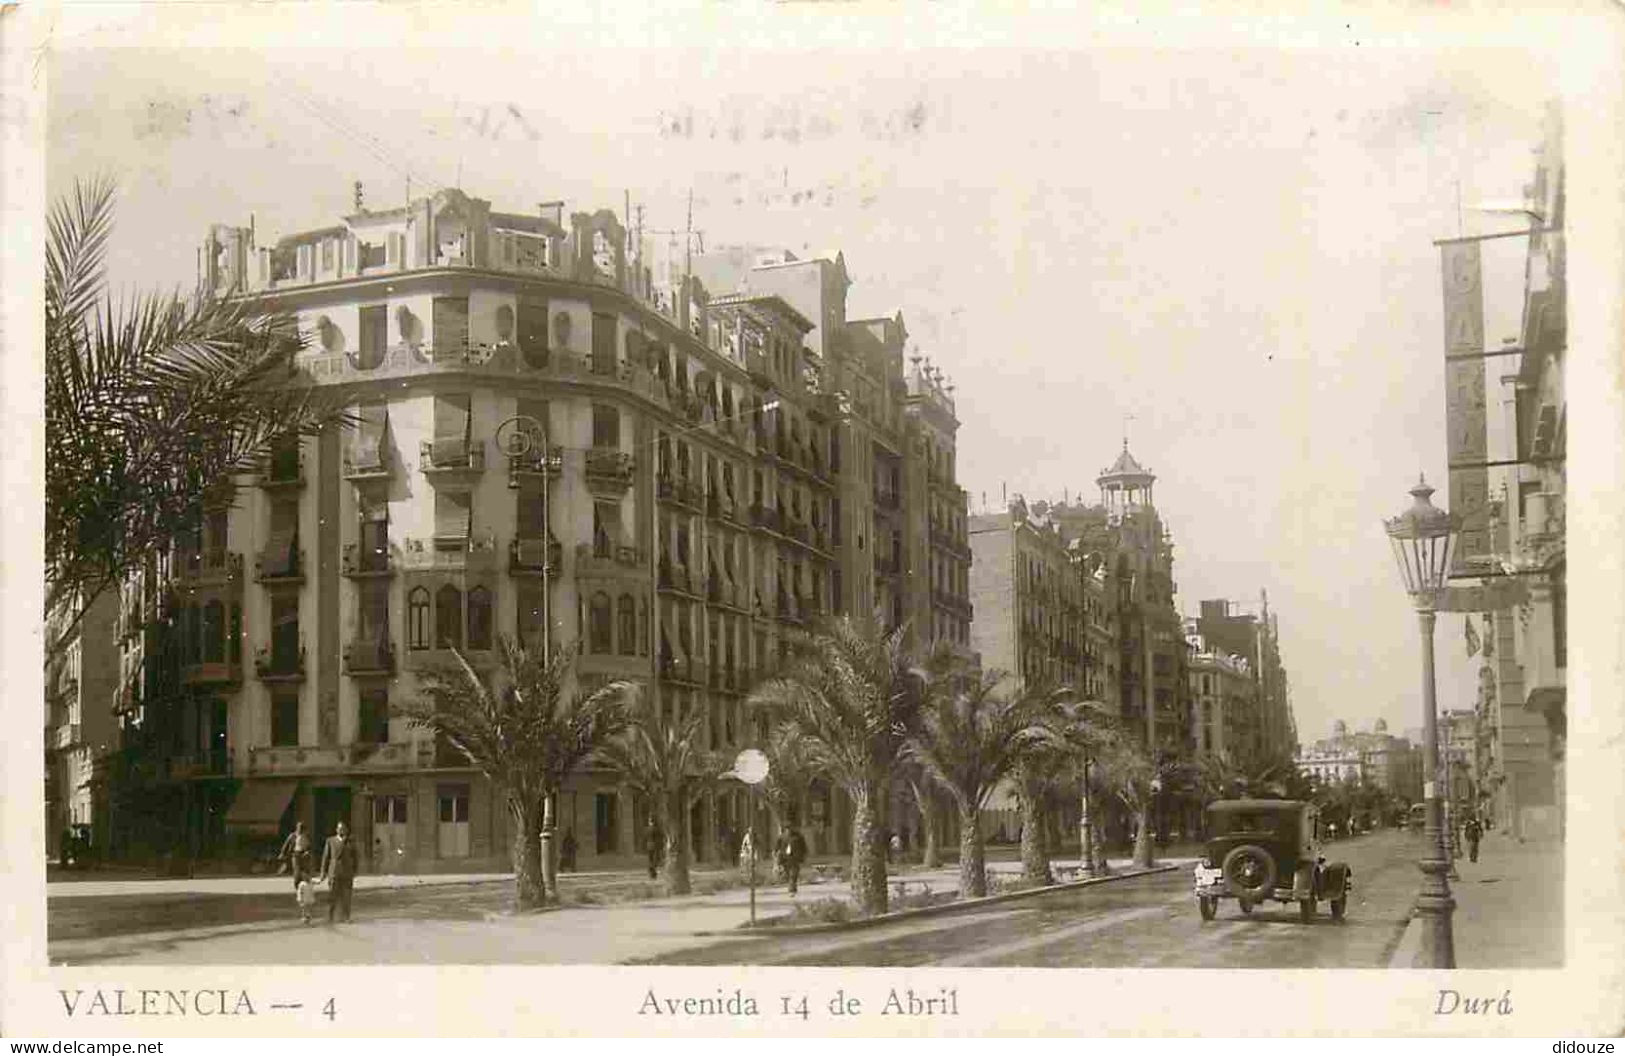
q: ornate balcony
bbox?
[575,541,646,579]
[343,635,396,677]
[658,560,698,597]
[420,437,487,477]
[342,543,395,578]
[873,486,901,513]
[248,741,417,776]
[585,448,635,495]
[255,543,305,585]
[400,533,499,571]
[507,448,563,483]
[657,476,702,512]
[510,536,563,576]
[181,659,242,687]
[256,449,305,491]
[174,549,243,589]
[657,655,707,688]
[254,643,306,682]
[342,449,391,482]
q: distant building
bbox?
[44,592,121,861]
[1295,718,1422,803]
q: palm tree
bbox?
[899,759,944,868]
[598,697,723,895]
[45,177,346,665]
[906,667,1059,898]
[400,638,634,908]
[746,616,927,915]
[761,724,820,832]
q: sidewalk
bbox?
[50,851,1196,965]
[1387,832,1563,968]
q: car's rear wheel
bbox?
[1330,896,1347,921]
[1198,896,1216,921]
[1299,897,1317,922]
[1221,844,1277,902]
[1238,899,1254,915]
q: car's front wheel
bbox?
[1330,896,1347,921]
[1198,896,1216,921]
[1238,899,1253,915]
[1299,897,1317,922]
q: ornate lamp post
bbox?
[1384,475,1460,968]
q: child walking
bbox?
[296,876,317,925]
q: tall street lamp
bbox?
[1384,475,1460,968]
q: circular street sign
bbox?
[732,748,770,786]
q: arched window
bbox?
[467,586,493,651]
[408,588,431,650]
[589,593,613,654]
[435,584,463,649]
[617,594,637,656]
[201,600,225,663]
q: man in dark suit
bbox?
[318,820,360,923]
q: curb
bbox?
[692,862,1184,937]
[1385,910,1423,969]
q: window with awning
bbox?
[351,403,388,469]
[432,393,471,465]
[224,779,297,836]
[434,490,471,543]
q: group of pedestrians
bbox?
[278,820,360,925]
[643,818,809,895]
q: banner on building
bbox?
[1441,240,1492,578]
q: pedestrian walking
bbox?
[646,820,664,880]
[888,832,902,862]
[775,826,808,896]
[318,820,359,923]
[1464,814,1483,863]
[279,822,313,892]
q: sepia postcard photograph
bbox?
[3,0,1623,1039]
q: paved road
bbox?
[646,830,1424,968]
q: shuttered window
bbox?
[352,402,388,468]
[518,299,548,366]
[432,297,469,352]
[592,404,620,448]
[516,483,547,538]
[434,490,471,542]
[591,313,617,375]
[431,393,471,465]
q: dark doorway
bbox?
[594,793,619,855]
[313,785,353,843]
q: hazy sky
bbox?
[45,10,1560,745]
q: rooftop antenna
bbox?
[1123,412,1136,450]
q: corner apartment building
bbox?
[1295,719,1422,804]
[103,190,972,872]
[1050,446,1190,759]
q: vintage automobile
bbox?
[1192,799,1352,922]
